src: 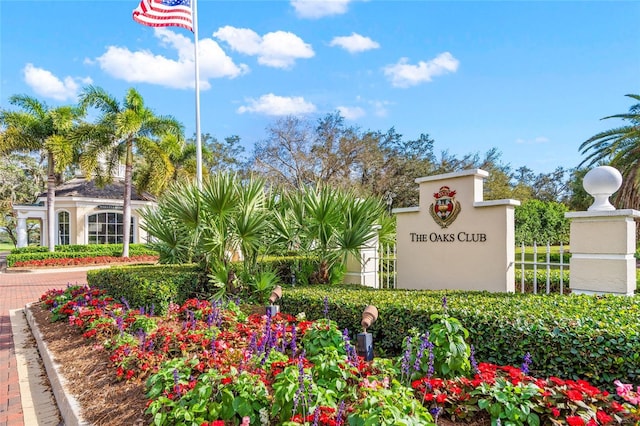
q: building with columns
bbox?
[12,176,155,248]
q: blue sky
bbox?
[1,0,638,174]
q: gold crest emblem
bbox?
[429,186,461,228]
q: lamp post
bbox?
[266,285,282,317]
[357,305,378,361]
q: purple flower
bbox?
[323,296,329,318]
[248,332,257,354]
[343,328,358,365]
[121,297,130,310]
[280,323,287,352]
[401,336,413,378]
[521,352,532,375]
[413,332,431,373]
[336,400,345,426]
[430,406,442,420]
[292,352,307,414]
[427,345,435,379]
[442,296,447,311]
[290,327,297,356]
[173,368,181,396]
[470,344,479,375]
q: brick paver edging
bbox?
[24,303,88,426]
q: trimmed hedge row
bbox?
[279,286,640,391]
[87,264,203,315]
[514,269,571,293]
[7,244,157,266]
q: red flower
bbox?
[551,407,560,417]
[221,377,232,385]
[436,393,447,403]
[549,376,566,386]
[610,401,625,412]
[566,389,583,401]
[566,416,585,426]
[596,410,613,424]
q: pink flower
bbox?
[241,417,250,426]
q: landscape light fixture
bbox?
[266,285,282,317]
[357,305,378,361]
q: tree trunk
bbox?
[121,141,133,258]
[46,152,56,252]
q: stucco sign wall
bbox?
[394,169,520,292]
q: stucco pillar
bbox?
[566,166,640,296]
[17,217,28,248]
[566,211,640,296]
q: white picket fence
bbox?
[517,242,568,295]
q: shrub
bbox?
[514,269,570,293]
[87,264,202,315]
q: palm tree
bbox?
[579,94,640,208]
[0,95,83,251]
[74,86,183,257]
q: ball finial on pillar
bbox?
[583,166,622,211]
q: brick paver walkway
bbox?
[0,269,88,426]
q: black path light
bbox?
[357,305,378,361]
[266,285,282,317]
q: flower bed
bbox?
[11,254,158,268]
[39,286,640,425]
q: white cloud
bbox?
[214,26,314,69]
[22,64,92,101]
[383,52,459,88]
[330,33,379,53]
[370,100,391,117]
[516,136,550,144]
[238,93,317,116]
[92,28,248,90]
[337,105,365,120]
[291,0,352,19]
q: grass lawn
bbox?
[0,242,15,252]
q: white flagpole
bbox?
[192,0,203,189]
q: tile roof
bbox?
[45,178,156,202]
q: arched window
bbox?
[87,212,134,244]
[57,211,70,245]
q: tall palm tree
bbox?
[0,95,83,251]
[74,86,183,257]
[579,94,640,208]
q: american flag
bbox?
[133,0,193,32]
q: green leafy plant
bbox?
[473,378,542,426]
[301,318,346,358]
[428,299,471,378]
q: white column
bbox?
[343,226,380,288]
[17,217,28,247]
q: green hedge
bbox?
[7,244,157,266]
[514,269,570,293]
[279,286,640,391]
[87,264,202,315]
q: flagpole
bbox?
[192,0,203,189]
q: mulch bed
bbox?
[29,302,150,425]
